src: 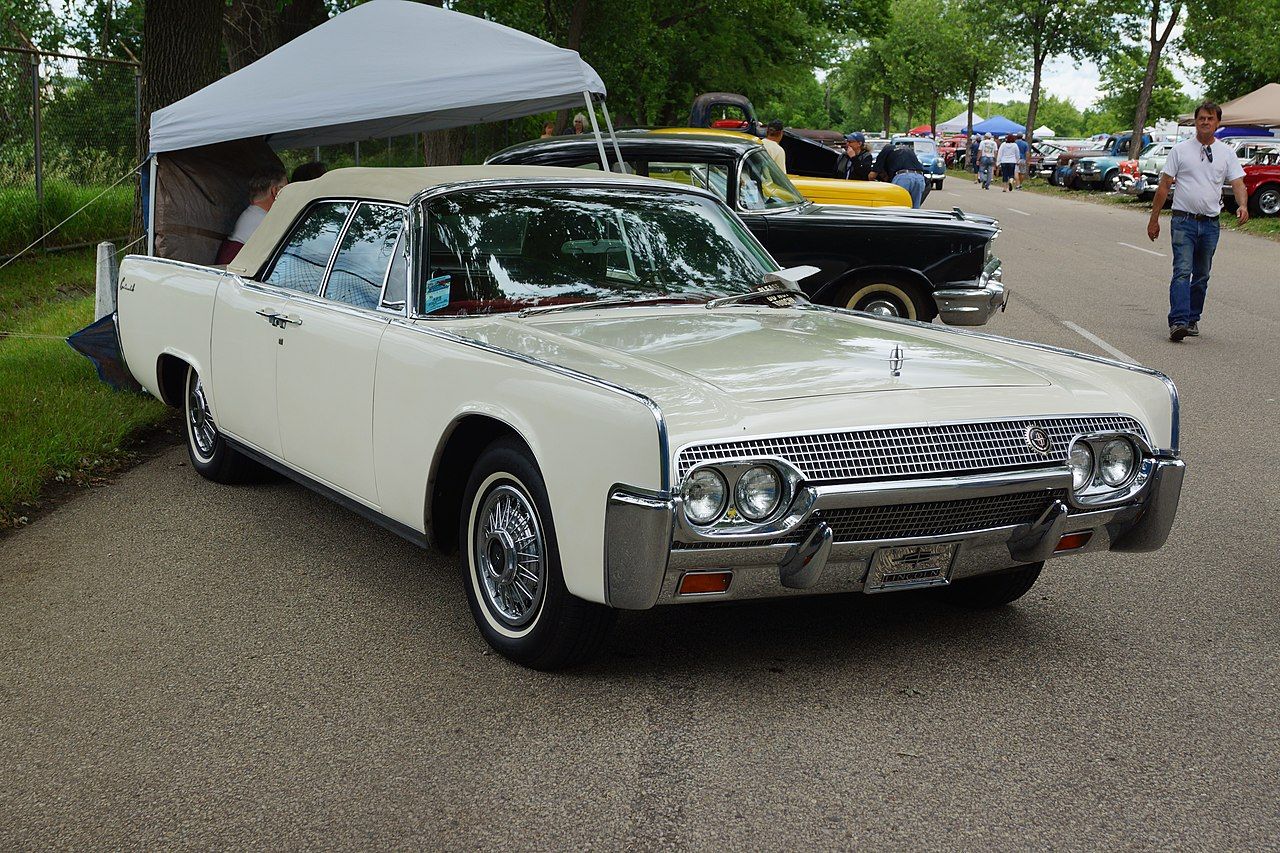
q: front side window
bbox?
[648,161,730,200]
[420,187,775,316]
[323,202,404,309]
[264,201,351,294]
[737,149,804,211]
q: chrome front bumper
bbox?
[934,258,1007,326]
[603,458,1184,609]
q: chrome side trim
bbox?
[123,254,236,276]
[603,486,674,610]
[407,176,722,211]
[389,319,671,492]
[802,303,1181,454]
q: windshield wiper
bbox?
[704,285,807,310]
[518,295,701,318]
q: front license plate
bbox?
[865,543,957,593]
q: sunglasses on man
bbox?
[1200,145,1213,163]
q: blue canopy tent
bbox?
[971,115,1026,136]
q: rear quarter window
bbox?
[263,201,351,294]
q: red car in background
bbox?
[1232,150,1280,216]
[939,136,967,165]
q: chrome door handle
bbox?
[255,309,301,328]
[255,308,280,322]
[278,314,302,326]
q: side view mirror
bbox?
[763,265,820,291]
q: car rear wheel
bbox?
[460,437,615,669]
[939,562,1043,609]
[837,277,936,323]
[1250,184,1280,216]
[1105,169,1122,192]
[183,364,254,483]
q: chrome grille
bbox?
[676,416,1147,485]
[674,489,1065,550]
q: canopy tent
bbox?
[1034,125,1056,138]
[147,0,610,262]
[907,124,934,136]
[937,110,984,133]
[970,115,1026,136]
[1179,83,1280,127]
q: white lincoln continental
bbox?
[118,166,1184,669]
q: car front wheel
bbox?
[939,562,1043,609]
[460,437,615,669]
[183,364,254,483]
[837,278,937,323]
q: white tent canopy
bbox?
[937,110,984,133]
[1034,125,1056,138]
[149,0,606,153]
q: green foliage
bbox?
[1085,47,1193,132]
[1183,0,1280,100]
[0,178,134,255]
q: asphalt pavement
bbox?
[3,178,1278,850]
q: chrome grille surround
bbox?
[674,489,1067,550]
[675,415,1148,486]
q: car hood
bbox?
[449,306,1049,405]
[796,203,998,232]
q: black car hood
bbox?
[793,203,998,234]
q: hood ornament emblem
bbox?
[888,344,906,377]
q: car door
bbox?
[274,201,406,506]
[210,201,351,457]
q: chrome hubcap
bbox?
[862,298,901,317]
[474,485,545,627]
[1260,190,1280,215]
[187,373,217,458]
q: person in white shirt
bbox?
[1147,101,1248,341]
[997,134,1020,192]
[762,119,787,172]
[977,134,997,189]
[215,164,287,265]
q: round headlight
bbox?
[1068,442,1094,491]
[1099,438,1136,486]
[735,465,782,521]
[682,468,727,525]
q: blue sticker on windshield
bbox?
[423,275,451,314]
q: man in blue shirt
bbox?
[1015,134,1029,189]
[871,141,928,208]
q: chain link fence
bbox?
[0,46,143,259]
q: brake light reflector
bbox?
[1055,531,1093,552]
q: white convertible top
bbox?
[226,165,655,277]
[149,0,606,152]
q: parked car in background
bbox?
[939,135,967,166]
[116,164,1185,669]
[1070,133,1153,191]
[893,136,949,190]
[1121,141,1178,200]
[1223,149,1280,216]
[1028,141,1065,178]
[488,131,1006,324]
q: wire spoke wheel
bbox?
[474,484,546,628]
[187,371,218,460]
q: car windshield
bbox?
[897,138,937,156]
[737,149,806,211]
[1139,143,1167,157]
[420,187,777,316]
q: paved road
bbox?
[3,181,1278,849]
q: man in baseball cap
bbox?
[836,132,873,180]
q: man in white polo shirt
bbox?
[1147,101,1248,341]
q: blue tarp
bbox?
[971,115,1026,135]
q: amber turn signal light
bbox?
[1055,531,1093,552]
[677,571,733,595]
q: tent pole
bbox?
[600,101,624,171]
[146,154,156,256]
[583,91,609,170]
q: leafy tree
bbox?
[1007,0,1110,148]
[1087,46,1191,134]
[950,0,1022,139]
[1120,0,1182,158]
[1181,0,1280,100]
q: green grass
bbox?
[0,179,136,256]
[1,248,169,525]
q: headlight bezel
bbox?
[1099,437,1138,487]
[677,457,803,535]
[734,464,784,521]
[680,467,728,526]
[1066,431,1153,508]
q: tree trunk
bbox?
[929,94,938,137]
[1130,2,1182,159]
[553,0,592,134]
[142,0,224,125]
[223,0,327,72]
[1024,55,1045,143]
[966,75,977,139]
[882,95,891,136]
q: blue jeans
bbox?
[893,171,926,208]
[979,156,994,188]
[1168,215,1220,326]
